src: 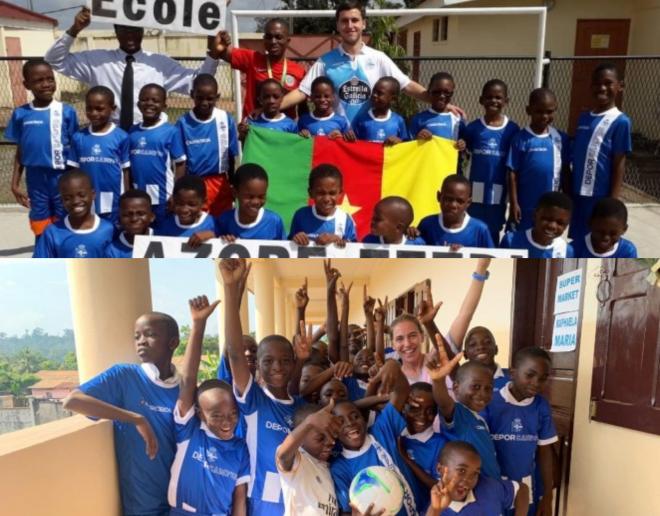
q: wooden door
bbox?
[568,19,630,135]
[511,259,587,516]
[412,31,421,83]
[5,37,27,106]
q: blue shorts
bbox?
[26,166,65,227]
[570,195,599,241]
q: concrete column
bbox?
[67,260,152,382]
[284,293,293,340]
[214,272,226,354]
[252,261,275,341]
[274,280,285,336]
[239,289,250,336]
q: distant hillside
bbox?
[0,329,75,363]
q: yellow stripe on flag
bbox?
[381,136,458,225]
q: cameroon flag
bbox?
[242,126,458,239]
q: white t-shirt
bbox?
[277,448,339,516]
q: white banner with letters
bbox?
[89,0,226,36]
[132,236,529,258]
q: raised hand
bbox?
[189,295,220,324]
[293,320,313,362]
[307,398,342,440]
[363,285,376,317]
[218,258,250,287]
[426,335,463,381]
[430,468,457,513]
[69,6,91,37]
[295,278,309,309]
[207,30,231,59]
[323,259,341,290]
[374,296,388,323]
[134,415,158,460]
[416,284,442,325]
[338,280,353,302]
[368,352,384,379]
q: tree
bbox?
[257,0,339,34]
[0,358,38,396]
[61,351,78,370]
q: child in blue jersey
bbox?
[463,326,510,394]
[7,59,79,238]
[483,347,558,516]
[68,86,130,224]
[168,295,249,516]
[177,73,239,216]
[362,196,426,245]
[463,79,520,244]
[289,164,358,246]
[399,382,449,513]
[352,76,409,145]
[426,441,529,516]
[155,175,218,248]
[216,163,287,241]
[570,63,632,242]
[220,258,308,516]
[331,359,421,516]
[240,79,298,138]
[507,88,571,231]
[500,191,574,258]
[410,72,466,149]
[63,310,181,516]
[129,84,186,223]
[573,197,637,258]
[298,76,354,140]
[418,175,494,249]
[34,170,114,258]
[105,189,155,258]
[427,343,501,479]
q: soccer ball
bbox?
[349,466,404,515]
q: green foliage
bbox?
[0,329,75,363]
[199,354,221,382]
[0,358,38,396]
[175,325,220,357]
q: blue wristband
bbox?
[472,271,489,281]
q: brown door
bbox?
[568,19,630,135]
[511,259,587,516]
[5,37,27,106]
[412,31,421,83]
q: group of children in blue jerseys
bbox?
[8,57,637,258]
[63,258,558,516]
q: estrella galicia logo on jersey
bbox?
[206,446,218,463]
[138,137,147,148]
[74,244,88,258]
[338,76,370,105]
[92,144,102,155]
[512,418,524,433]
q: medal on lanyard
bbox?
[267,57,288,87]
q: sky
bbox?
[0,260,252,337]
[8,0,281,32]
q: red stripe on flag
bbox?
[311,137,384,240]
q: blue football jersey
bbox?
[168,404,250,515]
[104,229,154,258]
[507,126,571,229]
[362,234,426,245]
[500,229,574,258]
[297,112,350,136]
[33,215,114,258]
[248,113,298,133]
[409,109,464,141]
[331,403,420,516]
[234,375,305,516]
[129,117,186,208]
[572,108,632,198]
[418,213,494,248]
[572,233,638,258]
[176,108,239,177]
[493,365,511,393]
[68,123,130,215]
[155,212,217,238]
[441,402,501,479]
[79,363,180,516]
[216,208,287,240]
[5,101,78,169]
[441,476,518,516]
[401,427,448,511]
[482,384,558,503]
[288,206,357,242]
[352,109,409,143]
[343,376,368,401]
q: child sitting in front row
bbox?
[240,79,298,138]
[34,170,114,258]
[352,76,409,145]
[418,175,494,249]
[216,163,287,241]
[105,189,155,258]
[362,196,426,245]
[572,197,637,257]
[289,164,358,246]
[298,76,353,140]
[500,191,574,258]
[167,295,250,516]
[426,441,529,516]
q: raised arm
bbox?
[178,296,220,416]
[44,7,92,82]
[294,278,309,337]
[207,30,233,63]
[289,320,313,396]
[373,297,388,363]
[427,336,463,421]
[219,258,252,395]
[324,259,341,363]
[371,359,410,412]
[363,286,376,353]
[338,281,352,362]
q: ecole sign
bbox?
[90,0,226,36]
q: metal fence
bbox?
[1,55,659,204]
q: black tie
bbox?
[120,54,135,130]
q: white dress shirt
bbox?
[45,33,219,123]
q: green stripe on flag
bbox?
[242,126,313,231]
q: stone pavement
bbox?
[1,203,659,258]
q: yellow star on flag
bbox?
[339,194,361,216]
